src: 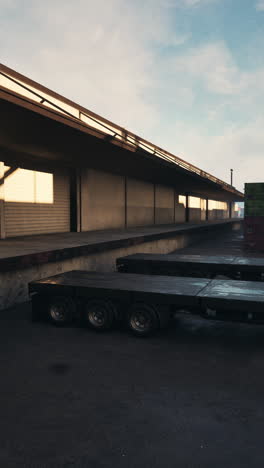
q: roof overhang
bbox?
[0,64,244,202]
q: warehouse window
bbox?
[208,200,228,211]
[179,195,186,207]
[4,167,53,204]
[189,196,201,208]
[201,199,206,210]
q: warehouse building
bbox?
[0,165,231,238]
[0,64,241,239]
[0,64,243,309]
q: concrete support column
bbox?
[174,188,176,224]
[70,169,80,232]
[0,162,5,239]
[77,170,82,232]
[124,176,127,228]
[153,184,156,224]
[206,198,209,221]
[229,202,233,218]
[185,194,189,223]
[70,169,78,232]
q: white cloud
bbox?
[173,42,244,95]
[168,41,264,132]
[151,39,264,192]
[151,0,218,7]
[0,0,187,133]
[181,0,216,5]
[0,0,264,193]
[155,118,264,192]
[256,0,264,11]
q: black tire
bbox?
[48,296,75,326]
[84,299,115,331]
[128,303,160,337]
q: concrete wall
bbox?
[188,196,201,223]
[175,195,186,223]
[155,185,174,224]
[80,170,179,230]
[81,169,125,231]
[76,167,232,232]
[189,208,201,223]
[208,209,228,220]
[208,210,216,220]
[208,200,229,220]
[201,199,206,221]
[126,178,154,227]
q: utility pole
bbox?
[230,168,233,186]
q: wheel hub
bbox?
[133,312,150,330]
[50,305,65,321]
[92,310,104,324]
[88,307,106,326]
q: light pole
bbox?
[230,168,233,186]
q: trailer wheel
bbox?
[48,296,75,326]
[128,303,160,337]
[85,299,115,331]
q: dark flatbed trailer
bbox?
[29,270,264,336]
[116,254,264,281]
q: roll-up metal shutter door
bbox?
[4,168,70,237]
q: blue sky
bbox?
[1,0,264,192]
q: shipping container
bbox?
[244,183,264,250]
[245,183,264,217]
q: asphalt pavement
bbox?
[1,225,264,467]
[1,303,264,467]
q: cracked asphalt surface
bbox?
[1,225,264,467]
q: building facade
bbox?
[0,64,243,239]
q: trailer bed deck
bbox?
[29,270,209,307]
[29,270,264,320]
[116,253,264,280]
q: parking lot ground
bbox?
[2,223,264,468]
[1,299,264,468]
[175,222,262,257]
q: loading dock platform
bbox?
[0,219,240,311]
